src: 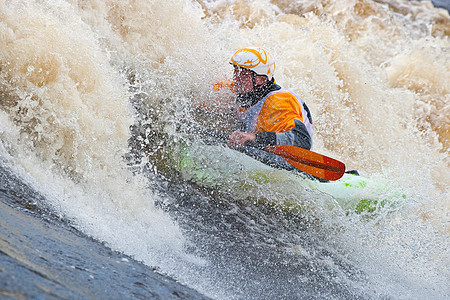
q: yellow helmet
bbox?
[230,47,275,80]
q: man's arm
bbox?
[275,119,312,150]
[229,119,312,150]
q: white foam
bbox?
[1,0,448,298]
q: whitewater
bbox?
[0,0,449,299]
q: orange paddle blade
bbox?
[265,145,346,181]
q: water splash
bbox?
[1,0,448,298]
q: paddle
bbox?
[265,145,345,181]
[187,125,346,181]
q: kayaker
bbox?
[227,47,313,151]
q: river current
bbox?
[1,0,449,299]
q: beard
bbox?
[236,78,277,108]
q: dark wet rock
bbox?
[0,165,210,300]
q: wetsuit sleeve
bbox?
[243,132,276,150]
[275,119,312,150]
[244,119,312,150]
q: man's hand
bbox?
[228,131,256,147]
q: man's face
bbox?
[233,66,254,94]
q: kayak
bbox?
[172,142,406,215]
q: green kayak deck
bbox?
[173,143,405,215]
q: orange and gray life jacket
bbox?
[237,87,313,150]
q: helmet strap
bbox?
[251,72,267,90]
[251,72,257,89]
